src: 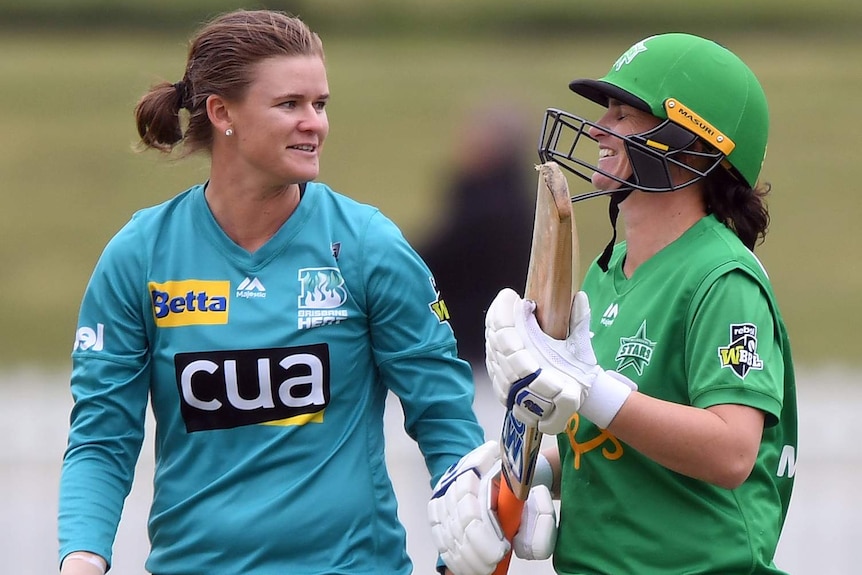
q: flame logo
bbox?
[298,268,348,310]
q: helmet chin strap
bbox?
[597,184,633,272]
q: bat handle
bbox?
[493,477,525,575]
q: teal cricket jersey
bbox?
[59,182,485,575]
[554,215,797,575]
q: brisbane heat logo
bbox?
[297,267,348,330]
[717,323,763,380]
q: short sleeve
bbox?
[686,271,784,426]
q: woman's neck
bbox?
[620,187,706,277]
[204,179,302,253]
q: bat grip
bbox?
[492,477,525,575]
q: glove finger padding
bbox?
[564,291,597,364]
[429,441,509,575]
[512,484,557,561]
[485,288,541,406]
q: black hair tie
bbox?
[173,81,189,111]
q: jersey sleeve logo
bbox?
[74,323,105,351]
[717,323,763,379]
[428,276,451,324]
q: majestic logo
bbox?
[615,320,655,376]
[297,267,348,329]
[601,302,619,326]
[612,40,648,71]
[174,343,330,432]
[74,323,104,351]
[717,323,763,380]
[236,277,266,299]
[150,280,230,327]
[428,277,451,324]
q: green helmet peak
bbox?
[569,33,769,188]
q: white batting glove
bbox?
[512,483,557,561]
[485,288,637,432]
[428,441,557,575]
[60,552,107,575]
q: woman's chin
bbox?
[591,173,618,191]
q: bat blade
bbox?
[493,161,577,575]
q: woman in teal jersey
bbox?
[428,33,797,575]
[58,9,485,575]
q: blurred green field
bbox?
[1,27,860,369]
[3,0,861,35]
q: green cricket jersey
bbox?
[554,215,797,574]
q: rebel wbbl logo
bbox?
[717,323,763,380]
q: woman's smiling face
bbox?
[587,99,661,191]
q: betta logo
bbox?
[149,280,230,327]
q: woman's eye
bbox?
[314,101,327,111]
[281,101,297,109]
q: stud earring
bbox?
[225,128,234,136]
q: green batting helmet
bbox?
[540,33,769,195]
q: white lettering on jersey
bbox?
[777,445,796,478]
[236,277,267,299]
[74,323,104,351]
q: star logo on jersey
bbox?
[615,320,655,376]
[717,323,763,380]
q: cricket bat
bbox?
[493,161,577,575]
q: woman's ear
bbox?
[206,94,232,135]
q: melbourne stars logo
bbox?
[615,320,655,376]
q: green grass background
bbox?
[1,2,860,369]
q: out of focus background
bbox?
[1,1,859,573]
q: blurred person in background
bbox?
[419,103,534,367]
[428,33,797,575]
[57,9,484,575]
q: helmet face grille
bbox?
[538,108,726,202]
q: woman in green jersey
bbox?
[428,33,797,575]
